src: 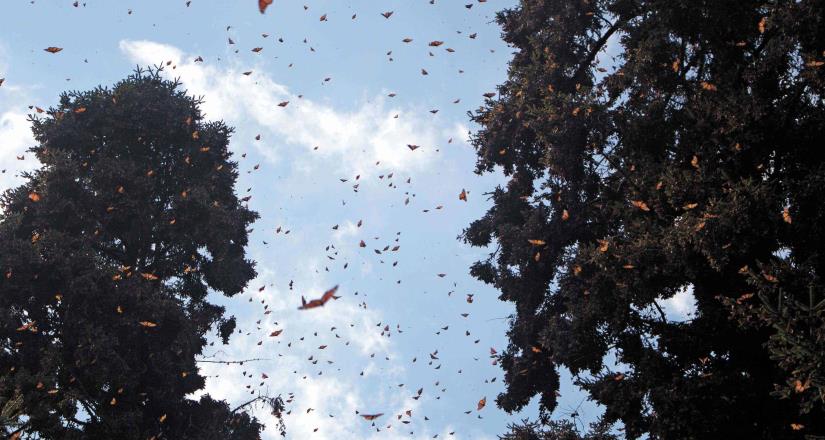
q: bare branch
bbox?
[195,357,271,365]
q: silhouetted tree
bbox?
[500,420,617,440]
[465,0,825,438]
[0,68,282,439]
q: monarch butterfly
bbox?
[360,413,383,421]
[258,0,272,14]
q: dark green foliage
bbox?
[466,0,825,438]
[0,68,282,439]
[500,420,618,440]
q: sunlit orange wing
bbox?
[361,413,384,421]
[319,285,340,304]
[258,0,273,14]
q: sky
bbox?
[0,1,696,438]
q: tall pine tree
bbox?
[464,1,825,438]
[0,69,282,439]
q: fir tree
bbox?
[0,68,282,439]
[465,1,825,437]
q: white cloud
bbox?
[0,110,37,193]
[115,39,501,440]
[660,284,696,322]
[331,220,360,243]
[0,42,39,193]
[192,256,408,439]
[119,40,453,177]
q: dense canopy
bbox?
[465,0,825,438]
[0,69,281,439]
[2,1,825,438]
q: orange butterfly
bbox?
[360,413,384,421]
[258,0,273,14]
[298,285,340,310]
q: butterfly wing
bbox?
[258,0,273,14]
[320,285,339,303]
[361,413,383,421]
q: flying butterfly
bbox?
[298,285,340,310]
[360,413,384,421]
[258,0,273,14]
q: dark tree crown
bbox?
[0,68,280,439]
[466,1,825,438]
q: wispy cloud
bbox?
[660,284,697,322]
[117,39,494,439]
[119,40,457,177]
[0,103,38,192]
[0,43,42,192]
[192,246,412,439]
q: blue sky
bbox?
[0,1,699,438]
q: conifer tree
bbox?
[465,1,825,437]
[0,68,282,439]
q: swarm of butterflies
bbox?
[259,1,491,435]
[13,0,500,436]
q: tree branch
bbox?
[231,396,267,414]
[572,19,627,83]
[652,300,668,323]
[195,357,271,365]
